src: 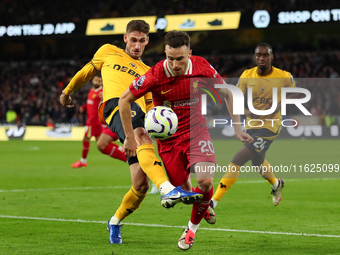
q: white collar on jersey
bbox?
[93,86,103,92]
[163,58,193,78]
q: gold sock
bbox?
[136,143,168,188]
[258,160,277,185]
[115,186,147,221]
[212,163,240,202]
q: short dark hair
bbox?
[94,72,101,78]
[255,43,272,52]
[126,20,150,35]
[165,30,190,48]
[112,40,125,49]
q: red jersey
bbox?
[129,55,223,142]
[81,86,103,127]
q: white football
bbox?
[144,106,178,140]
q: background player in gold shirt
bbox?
[59,20,202,244]
[211,43,296,211]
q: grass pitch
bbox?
[0,140,339,254]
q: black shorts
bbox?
[244,128,278,154]
[104,98,145,165]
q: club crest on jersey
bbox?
[260,87,266,94]
[129,62,137,69]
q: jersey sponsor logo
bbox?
[253,97,272,104]
[161,88,172,94]
[113,64,140,78]
[174,97,199,107]
[87,99,94,105]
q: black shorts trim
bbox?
[104,98,145,165]
[244,129,276,154]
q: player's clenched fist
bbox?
[60,90,74,108]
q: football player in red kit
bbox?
[71,73,126,168]
[119,30,253,250]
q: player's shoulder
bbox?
[97,44,124,54]
[150,59,167,75]
[240,66,257,78]
[190,55,209,65]
[271,66,292,78]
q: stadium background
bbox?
[1,0,340,139]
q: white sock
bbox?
[188,220,199,233]
[80,158,87,164]
[211,199,218,209]
[271,179,279,190]
[159,181,175,196]
[109,215,121,225]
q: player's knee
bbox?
[96,141,105,151]
[196,178,213,191]
[134,127,153,147]
[133,181,149,194]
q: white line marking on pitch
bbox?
[0,179,337,192]
[0,215,339,238]
[0,186,131,193]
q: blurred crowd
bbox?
[1,0,339,25]
[1,50,340,126]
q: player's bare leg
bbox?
[97,133,127,162]
[178,162,214,250]
[71,135,91,168]
[107,163,149,244]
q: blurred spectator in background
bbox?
[1,51,340,124]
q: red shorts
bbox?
[85,124,103,138]
[102,126,118,141]
[85,125,119,141]
[157,130,216,187]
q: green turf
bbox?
[0,140,339,254]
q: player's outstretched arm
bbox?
[60,62,98,108]
[218,87,253,144]
[118,89,138,157]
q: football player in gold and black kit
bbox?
[60,20,202,244]
[212,43,295,208]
